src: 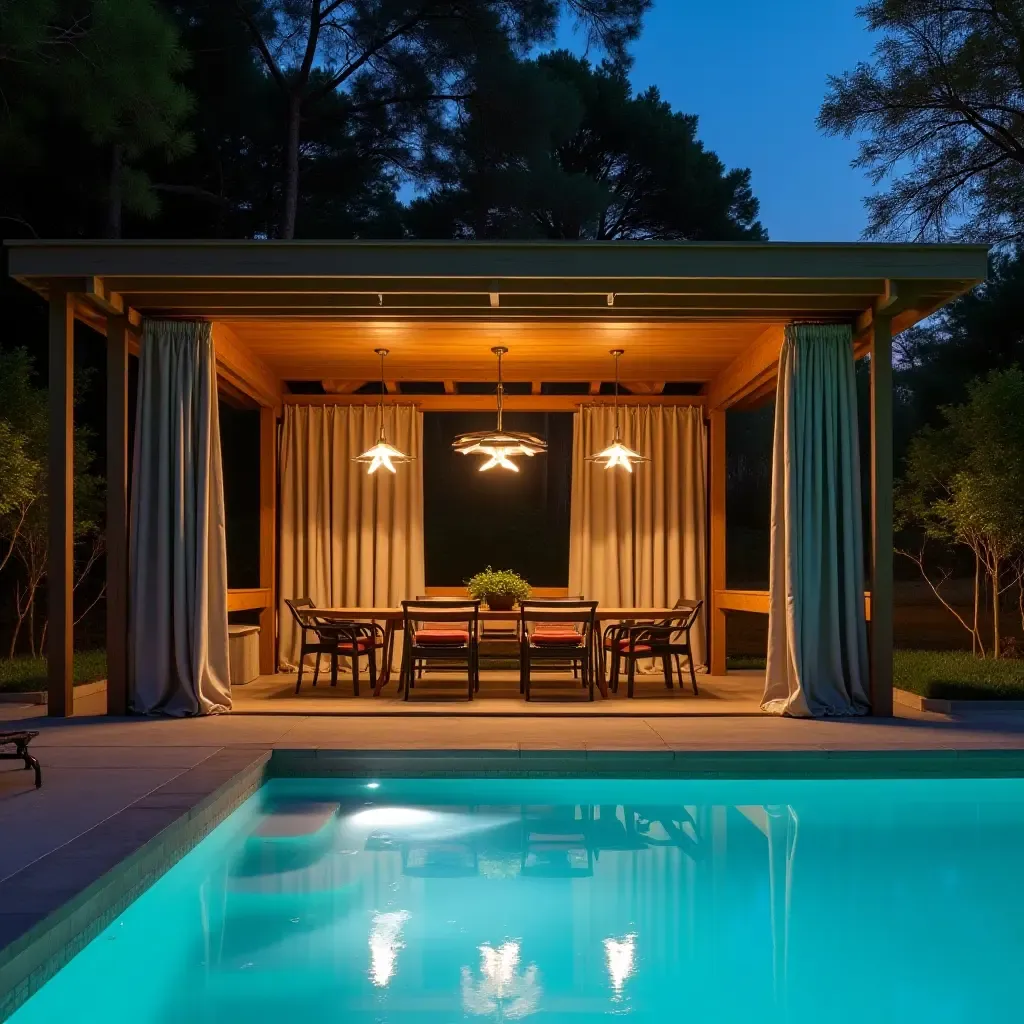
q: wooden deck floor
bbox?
[230,669,766,715]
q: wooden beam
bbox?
[210,322,282,409]
[227,588,271,612]
[530,381,541,395]
[105,316,131,715]
[705,324,785,410]
[258,407,277,675]
[444,380,456,394]
[384,380,398,394]
[715,589,872,619]
[284,393,706,412]
[869,314,894,716]
[589,381,601,395]
[709,410,727,676]
[48,289,75,717]
[626,382,666,395]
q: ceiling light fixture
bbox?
[452,346,546,472]
[354,348,414,475]
[587,348,648,472]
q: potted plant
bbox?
[466,567,532,611]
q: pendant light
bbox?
[452,346,546,471]
[587,348,648,472]
[354,348,414,474]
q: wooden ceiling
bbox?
[7,239,989,396]
[226,319,766,383]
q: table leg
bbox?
[595,632,608,699]
[374,620,397,696]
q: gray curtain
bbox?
[130,320,231,715]
[278,404,424,671]
[569,405,707,670]
[762,323,870,717]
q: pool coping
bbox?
[5,745,1024,1019]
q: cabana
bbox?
[6,240,988,717]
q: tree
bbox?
[0,350,104,658]
[0,0,192,238]
[819,0,1024,242]
[232,0,651,238]
[408,51,766,240]
[897,368,1024,656]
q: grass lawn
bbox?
[894,649,1024,701]
[0,650,106,693]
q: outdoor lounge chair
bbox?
[0,730,41,788]
[285,597,385,696]
[519,600,598,701]
[400,599,480,700]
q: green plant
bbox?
[465,566,532,602]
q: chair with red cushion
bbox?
[285,597,385,696]
[400,599,480,701]
[607,599,704,697]
[519,600,598,701]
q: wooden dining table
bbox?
[314,607,684,698]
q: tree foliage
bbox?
[408,51,765,240]
[897,367,1024,655]
[232,0,651,238]
[819,0,1024,242]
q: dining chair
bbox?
[532,595,586,678]
[284,597,385,696]
[519,600,598,701]
[607,599,704,697]
[400,599,480,701]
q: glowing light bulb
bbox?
[589,441,646,472]
[356,440,408,474]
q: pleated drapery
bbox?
[130,320,232,716]
[278,404,424,670]
[762,323,870,717]
[568,405,707,670]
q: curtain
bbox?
[762,323,870,717]
[568,404,706,669]
[278,404,424,670]
[130,320,231,716]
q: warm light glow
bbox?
[356,440,409,475]
[589,441,647,472]
[369,910,409,987]
[462,941,540,1018]
[349,807,437,829]
[603,933,637,1000]
[459,442,540,472]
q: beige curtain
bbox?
[569,405,707,669]
[762,323,870,717]
[278,404,424,670]
[130,320,231,716]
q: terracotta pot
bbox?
[485,593,516,611]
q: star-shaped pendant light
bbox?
[452,346,546,472]
[587,349,648,472]
[354,348,414,475]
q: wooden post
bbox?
[48,290,75,717]
[709,408,727,676]
[869,314,894,716]
[106,316,131,715]
[258,405,277,674]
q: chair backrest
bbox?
[402,599,480,639]
[284,597,315,628]
[643,599,703,643]
[520,600,598,641]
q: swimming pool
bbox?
[9,774,1024,1023]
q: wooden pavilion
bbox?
[5,239,989,716]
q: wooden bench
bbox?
[0,731,41,788]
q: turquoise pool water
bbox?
[10,775,1024,1023]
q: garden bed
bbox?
[894,649,1024,701]
[0,651,107,694]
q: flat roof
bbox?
[6,239,989,389]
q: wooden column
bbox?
[48,290,75,717]
[869,314,894,716]
[106,316,131,715]
[258,405,277,674]
[709,408,727,676]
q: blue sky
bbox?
[588,1,880,241]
